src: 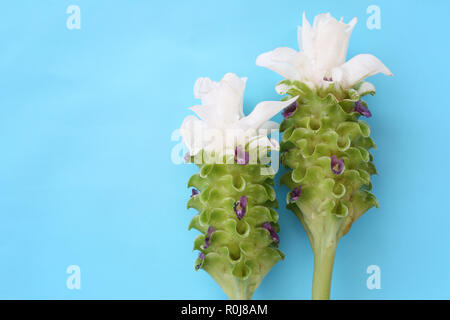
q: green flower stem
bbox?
[312,242,337,300]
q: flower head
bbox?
[354,100,372,118]
[262,222,280,243]
[331,155,345,175]
[180,73,298,156]
[233,195,248,220]
[234,145,249,165]
[291,186,302,202]
[282,101,298,119]
[256,13,392,89]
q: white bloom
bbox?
[180,73,297,156]
[256,12,392,89]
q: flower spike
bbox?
[181,73,285,300]
[258,12,391,300]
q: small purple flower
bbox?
[282,101,297,119]
[291,186,302,202]
[331,155,345,175]
[203,226,215,249]
[262,222,280,243]
[233,195,248,220]
[184,152,191,163]
[195,252,205,270]
[323,76,333,82]
[191,188,199,197]
[354,100,372,118]
[234,145,249,165]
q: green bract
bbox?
[279,80,378,299]
[186,150,284,300]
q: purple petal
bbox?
[354,100,372,118]
[262,222,280,243]
[291,186,302,202]
[191,188,199,197]
[235,145,249,165]
[239,196,248,209]
[184,152,191,163]
[282,101,297,119]
[331,155,345,175]
[233,196,248,220]
[203,226,215,249]
[195,252,205,270]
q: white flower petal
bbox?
[189,105,217,127]
[191,73,246,129]
[312,13,356,71]
[194,77,217,101]
[215,73,246,126]
[301,12,314,58]
[180,115,206,155]
[240,96,298,130]
[332,54,392,88]
[256,47,302,80]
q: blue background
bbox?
[0,0,448,299]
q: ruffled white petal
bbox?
[332,54,392,88]
[180,115,207,155]
[300,12,314,59]
[189,104,218,127]
[256,47,302,80]
[194,77,217,102]
[312,13,357,71]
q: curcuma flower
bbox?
[262,222,280,243]
[331,155,344,175]
[354,100,372,118]
[191,188,199,197]
[233,196,248,220]
[282,101,298,119]
[290,186,302,202]
[256,12,392,91]
[258,12,392,300]
[182,73,286,300]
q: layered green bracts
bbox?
[279,80,378,300]
[187,151,284,300]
